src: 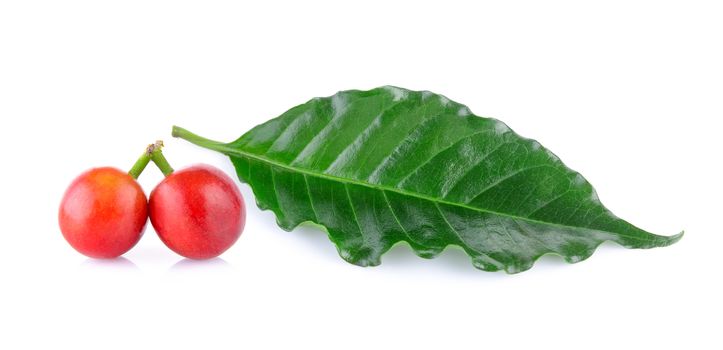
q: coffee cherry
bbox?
[149,164,245,259]
[59,167,148,258]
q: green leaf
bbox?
[173,86,682,273]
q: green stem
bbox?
[128,150,152,179]
[150,145,174,177]
[172,125,229,153]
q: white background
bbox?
[1,1,720,349]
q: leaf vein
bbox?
[441,140,511,198]
[434,203,498,263]
[464,164,553,204]
[344,183,365,240]
[324,98,407,173]
[381,190,427,249]
[397,129,496,188]
[302,174,319,223]
[218,148,665,243]
[366,106,441,182]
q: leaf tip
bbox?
[668,230,685,245]
[649,230,684,248]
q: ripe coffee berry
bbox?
[58,167,148,258]
[149,164,245,259]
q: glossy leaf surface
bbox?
[173,86,681,273]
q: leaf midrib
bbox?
[219,143,659,243]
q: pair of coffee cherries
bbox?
[58,141,246,260]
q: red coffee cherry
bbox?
[59,167,148,258]
[149,164,245,259]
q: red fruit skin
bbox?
[58,167,148,258]
[149,164,245,260]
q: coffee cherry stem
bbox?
[150,143,175,177]
[128,141,175,179]
[151,148,173,177]
[128,147,152,180]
